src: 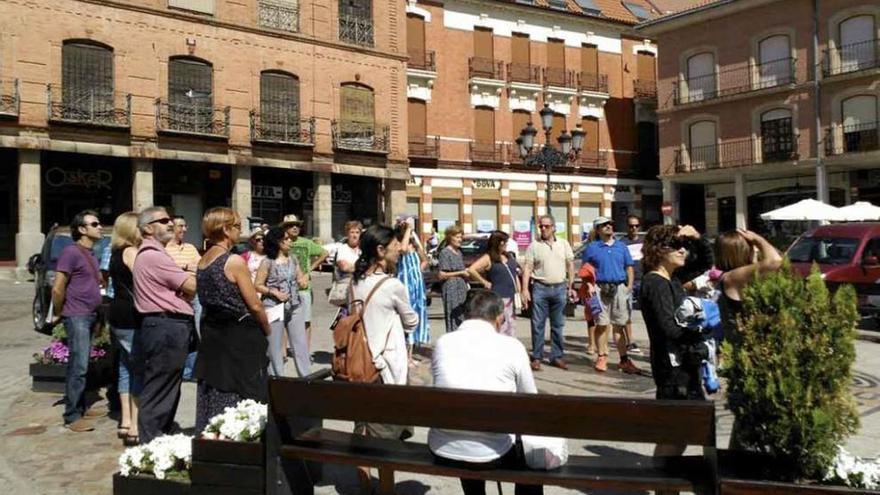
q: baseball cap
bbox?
[593,216,613,228]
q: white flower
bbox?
[825,446,880,489]
[117,434,192,479]
[202,399,268,442]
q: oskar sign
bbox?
[45,167,113,190]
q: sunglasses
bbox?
[83,221,101,228]
[661,238,687,251]
[539,224,554,229]
[149,217,172,225]
[628,224,640,228]
[253,237,264,243]
[599,223,613,228]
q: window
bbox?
[685,52,716,102]
[688,120,716,167]
[839,15,876,72]
[512,110,530,140]
[168,0,215,15]
[757,35,791,88]
[407,14,427,69]
[260,71,300,140]
[575,0,602,16]
[545,39,567,86]
[549,113,566,148]
[760,108,793,162]
[548,0,567,10]
[408,99,427,143]
[788,236,860,265]
[339,0,373,47]
[61,41,114,121]
[258,0,299,32]
[168,57,213,133]
[472,106,496,160]
[841,95,878,152]
[340,83,375,143]
[509,33,532,83]
[623,2,652,21]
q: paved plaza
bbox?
[1,274,880,494]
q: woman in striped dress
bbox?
[395,219,430,364]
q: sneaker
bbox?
[64,418,95,432]
[530,359,542,371]
[627,343,643,355]
[619,358,641,374]
[594,355,607,372]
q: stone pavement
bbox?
[2,274,880,494]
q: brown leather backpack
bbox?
[331,276,392,383]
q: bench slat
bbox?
[268,378,716,446]
[281,428,714,492]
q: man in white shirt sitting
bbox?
[429,289,542,495]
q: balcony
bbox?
[634,79,657,101]
[824,39,879,77]
[576,150,609,172]
[673,57,796,105]
[409,50,436,72]
[825,122,879,156]
[47,85,131,128]
[258,0,299,32]
[469,141,505,165]
[674,135,798,173]
[250,112,314,146]
[469,57,504,80]
[578,72,608,94]
[0,78,19,118]
[507,63,542,85]
[543,67,576,89]
[331,120,389,153]
[155,99,229,138]
[339,14,374,47]
[409,136,440,159]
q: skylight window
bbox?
[574,0,602,16]
[623,2,652,21]
[548,0,568,10]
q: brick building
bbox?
[639,0,880,239]
[402,0,663,249]
[0,0,409,271]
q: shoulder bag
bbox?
[503,258,523,313]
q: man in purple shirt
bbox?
[51,209,105,432]
[133,206,197,444]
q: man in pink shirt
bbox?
[133,206,196,444]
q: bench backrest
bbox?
[268,377,716,447]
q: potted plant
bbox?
[719,263,877,492]
[114,433,192,495]
[191,399,267,494]
[30,322,112,393]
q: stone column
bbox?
[382,178,407,226]
[131,158,154,212]
[314,172,333,242]
[601,185,614,218]
[734,173,748,229]
[661,178,677,225]
[232,165,253,235]
[570,185,581,245]
[16,149,43,277]
[500,180,511,233]
[420,178,433,243]
[462,179,473,234]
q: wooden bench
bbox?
[266,371,718,495]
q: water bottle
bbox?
[702,361,720,394]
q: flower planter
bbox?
[719,450,879,494]
[190,438,264,495]
[29,357,113,393]
[112,472,191,495]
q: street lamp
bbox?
[517,104,584,217]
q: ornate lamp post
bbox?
[517,103,585,217]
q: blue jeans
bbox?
[63,314,96,424]
[183,296,202,380]
[530,282,567,362]
[112,327,135,394]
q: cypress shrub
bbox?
[720,260,860,481]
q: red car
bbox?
[787,222,880,323]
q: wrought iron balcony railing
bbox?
[825,121,879,156]
[331,120,389,153]
[823,38,880,77]
[673,135,798,173]
[258,0,299,32]
[469,141,505,164]
[673,57,796,105]
[634,79,657,100]
[47,85,131,127]
[339,14,374,47]
[250,112,314,145]
[578,72,609,93]
[469,57,504,80]
[409,50,436,72]
[576,150,609,171]
[155,99,230,137]
[543,67,576,88]
[409,136,440,159]
[507,63,542,85]
[0,78,19,118]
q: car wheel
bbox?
[32,294,45,333]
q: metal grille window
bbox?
[168,57,213,134]
[339,0,373,47]
[260,71,300,140]
[760,111,793,162]
[258,0,299,32]
[340,83,375,143]
[61,41,114,121]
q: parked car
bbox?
[423,234,490,298]
[787,222,880,322]
[27,225,112,334]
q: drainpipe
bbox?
[813,0,829,204]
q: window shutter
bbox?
[582,117,599,152]
[474,106,495,145]
[62,42,114,114]
[581,44,598,75]
[512,110,531,140]
[407,14,426,68]
[473,28,494,60]
[408,99,427,142]
[637,52,655,82]
[512,33,530,65]
[547,39,565,70]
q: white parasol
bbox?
[836,201,880,221]
[759,198,846,221]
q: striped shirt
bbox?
[165,242,201,273]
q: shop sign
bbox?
[45,167,112,190]
[406,177,422,187]
[549,183,571,192]
[253,185,283,200]
[476,219,496,232]
[473,179,499,190]
[513,220,532,248]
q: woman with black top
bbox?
[108,211,142,446]
[194,207,271,433]
[468,230,521,337]
[638,224,712,462]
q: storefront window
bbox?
[579,202,600,242]
[510,201,534,250]
[473,200,498,233]
[433,199,460,240]
[550,203,569,242]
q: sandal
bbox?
[117,426,130,439]
[123,433,140,446]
